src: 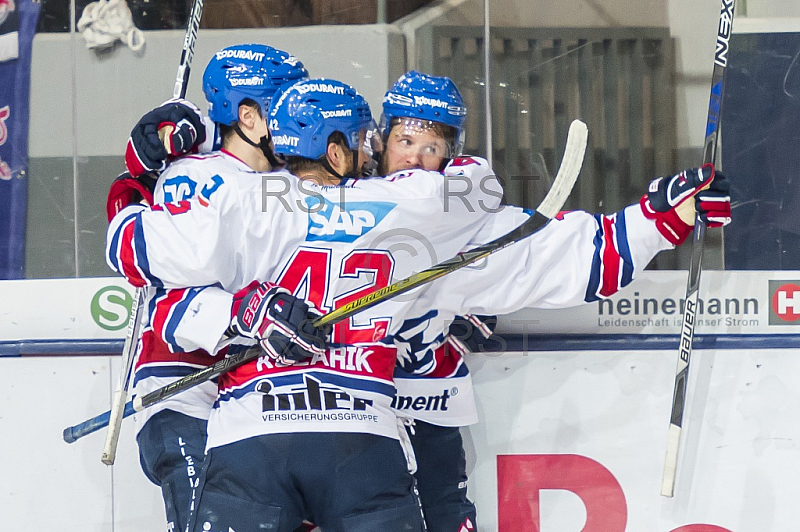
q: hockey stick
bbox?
[63,119,587,443]
[314,119,588,328]
[99,0,205,466]
[660,0,734,498]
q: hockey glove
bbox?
[106,171,157,222]
[125,98,206,177]
[447,314,497,354]
[228,281,331,365]
[640,163,730,245]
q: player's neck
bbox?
[224,136,271,172]
[296,169,340,186]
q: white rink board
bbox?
[465,347,800,531]
[2,271,800,530]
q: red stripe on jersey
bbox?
[599,215,621,297]
[151,288,189,348]
[136,330,216,368]
[426,343,464,378]
[219,344,398,392]
[119,218,147,287]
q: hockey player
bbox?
[107,44,312,532]
[117,69,731,532]
[112,77,435,531]
[377,70,488,532]
[107,70,730,532]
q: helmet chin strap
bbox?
[320,146,361,180]
[234,124,283,169]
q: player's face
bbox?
[382,123,449,175]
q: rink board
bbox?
[1,271,799,531]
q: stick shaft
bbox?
[314,119,588,328]
[661,0,734,497]
[97,0,205,464]
[65,121,587,443]
[100,289,144,464]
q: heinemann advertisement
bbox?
[497,270,800,335]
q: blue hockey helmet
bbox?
[202,44,308,126]
[268,78,380,172]
[381,70,467,155]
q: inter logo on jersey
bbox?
[305,196,395,243]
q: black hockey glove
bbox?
[640,164,731,245]
[125,98,206,177]
[228,281,331,365]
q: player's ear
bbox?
[326,141,344,168]
[237,104,256,129]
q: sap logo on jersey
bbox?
[162,175,197,203]
[305,196,395,243]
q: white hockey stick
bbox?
[65,119,588,443]
[100,289,144,465]
[100,0,205,466]
[660,0,734,497]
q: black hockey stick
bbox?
[99,0,205,466]
[64,119,587,444]
[660,0,734,497]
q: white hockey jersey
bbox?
[130,151,251,433]
[107,154,672,448]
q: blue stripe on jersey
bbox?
[584,214,605,303]
[163,288,201,353]
[615,210,634,288]
[133,215,163,287]
[393,361,469,379]
[133,364,218,385]
[107,209,140,273]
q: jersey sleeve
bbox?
[147,285,233,354]
[105,176,245,289]
[416,202,673,317]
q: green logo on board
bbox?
[90,286,133,331]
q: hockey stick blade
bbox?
[64,120,586,444]
[661,0,734,498]
[314,118,588,328]
[64,346,262,443]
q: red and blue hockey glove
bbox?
[228,281,331,365]
[106,171,157,222]
[124,98,206,177]
[640,163,731,245]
